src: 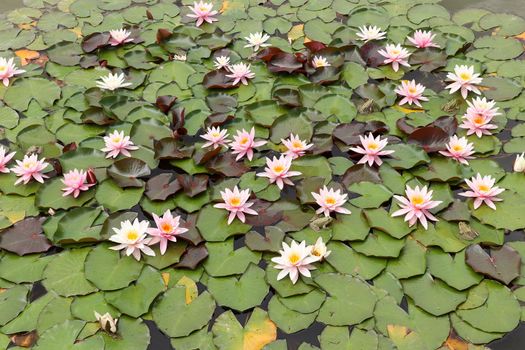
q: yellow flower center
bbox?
[368,142,379,150]
[411,195,424,205]
[452,144,463,152]
[289,252,300,264]
[23,161,35,169]
[391,49,400,55]
[473,115,484,125]
[212,132,220,138]
[229,196,241,206]
[459,72,471,81]
[112,136,121,143]
[311,248,321,257]
[126,230,139,241]
[292,141,303,149]
[273,165,285,173]
[0,66,6,71]
[239,137,249,145]
[408,87,417,94]
[199,6,208,11]
[478,184,490,192]
[325,197,336,205]
[161,223,173,233]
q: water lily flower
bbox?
[271,240,319,284]
[459,110,498,138]
[438,135,475,165]
[201,126,229,149]
[108,28,133,46]
[378,44,411,72]
[407,30,439,48]
[187,1,218,27]
[311,186,351,217]
[213,186,257,224]
[309,237,330,261]
[225,63,255,85]
[244,32,271,51]
[94,312,118,334]
[96,73,132,91]
[394,80,428,107]
[356,25,386,42]
[147,210,188,255]
[109,219,155,261]
[0,147,16,173]
[256,155,302,190]
[230,127,267,161]
[101,130,139,158]
[61,169,94,198]
[458,174,504,210]
[312,56,330,68]
[282,134,313,159]
[214,56,230,70]
[11,154,49,185]
[514,153,525,172]
[466,97,500,119]
[445,65,482,99]
[391,185,442,230]
[0,57,25,87]
[349,133,394,167]
[173,53,187,61]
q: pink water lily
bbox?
[62,169,94,198]
[147,210,188,255]
[101,130,139,158]
[109,219,155,261]
[271,240,319,284]
[378,44,411,72]
[350,133,394,167]
[187,1,218,27]
[459,174,504,210]
[108,29,133,46]
[256,155,302,190]
[407,30,439,48]
[230,127,267,161]
[394,80,428,107]
[0,57,25,87]
[225,63,255,85]
[466,97,500,119]
[281,134,313,159]
[11,154,49,185]
[214,186,258,224]
[312,186,351,217]
[201,126,229,149]
[439,135,475,165]
[459,110,498,138]
[445,65,482,99]
[391,185,442,230]
[0,147,16,173]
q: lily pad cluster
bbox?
[0,0,524,349]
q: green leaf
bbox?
[95,180,144,212]
[0,285,28,326]
[204,239,261,277]
[428,248,483,290]
[4,78,61,111]
[268,296,317,333]
[196,205,251,242]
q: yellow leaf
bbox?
[176,276,198,304]
[17,22,36,30]
[15,50,40,66]
[220,0,230,13]
[161,272,170,287]
[288,24,304,43]
[444,336,469,350]
[304,36,312,44]
[514,31,525,40]
[243,308,276,350]
[393,105,424,114]
[69,27,83,38]
[1,211,26,224]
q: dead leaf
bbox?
[288,24,304,43]
[393,105,424,114]
[176,276,198,304]
[161,272,170,288]
[11,331,38,347]
[15,49,39,66]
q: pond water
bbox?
[1,0,524,349]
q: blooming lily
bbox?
[147,210,188,255]
[391,185,442,229]
[187,1,218,27]
[230,127,267,161]
[378,44,411,72]
[459,110,498,138]
[311,186,351,217]
[466,97,500,119]
[214,56,230,70]
[225,63,255,85]
[281,134,313,159]
[438,135,475,165]
[271,240,319,284]
[101,130,138,158]
[11,154,49,185]
[108,29,133,46]
[109,219,155,261]
[309,237,330,261]
[0,57,25,87]
[407,30,439,48]
[445,65,482,99]
[62,169,94,198]
[257,155,302,190]
[349,133,394,167]
[0,147,15,173]
[244,32,271,51]
[312,56,330,68]
[356,25,386,42]
[201,126,229,149]
[214,186,258,224]
[96,73,132,91]
[394,80,428,107]
[459,174,504,210]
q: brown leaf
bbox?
[178,213,203,245]
[465,244,521,285]
[11,331,38,347]
[207,153,249,177]
[203,70,234,89]
[156,96,177,114]
[0,217,52,256]
[154,138,193,160]
[175,244,208,269]
[407,126,449,153]
[206,112,234,126]
[81,32,110,53]
[244,200,282,227]
[145,173,181,201]
[176,174,209,198]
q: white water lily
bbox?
[95,311,118,333]
[108,219,155,261]
[271,240,319,284]
[356,25,386,42]
[214,55,230,70]
[96,73,132,91]
[514,153,525,172]
[309,237,330,261]
[244,32,271,51]
[312,56,330,68]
